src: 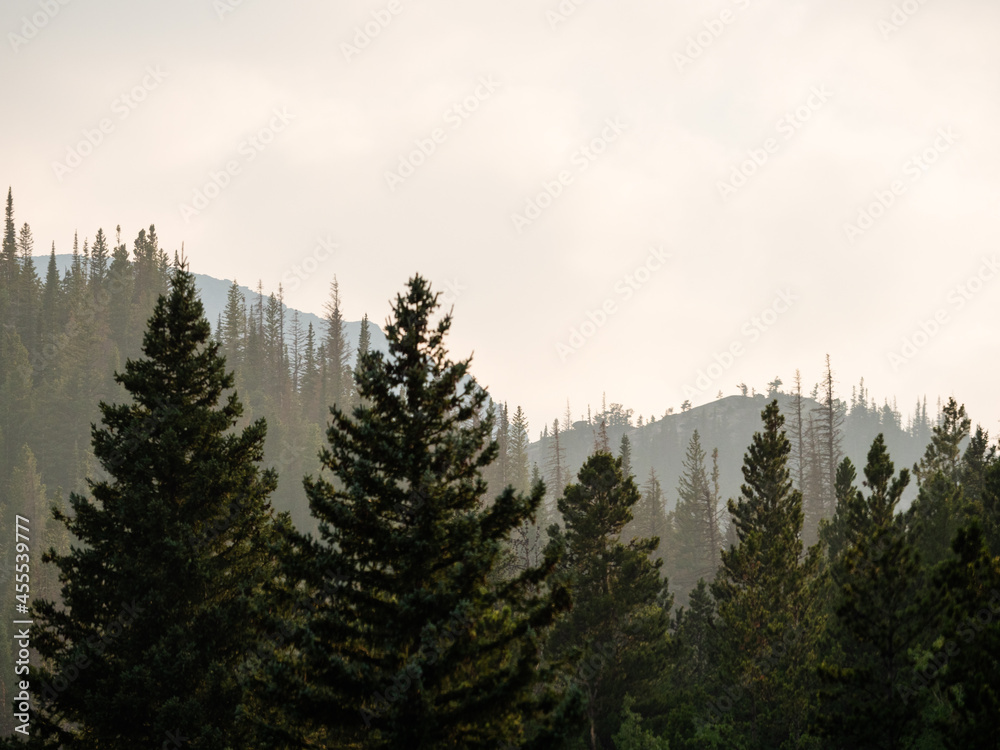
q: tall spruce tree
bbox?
[548,451,671,750]
[815,436,932,749]
[20,263,286,749]
[256,275,577,749]
[913,396,970,486]
[710,400,820,749]
[672,430,716,605]
[931,522,1000,749]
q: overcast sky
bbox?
[4,0,998,437]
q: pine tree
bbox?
[15,223,40,355]
[548,451,671,750]
[89,228,109,289]
[257,275,577,749]
[819,456,862,561]
[509,405,531,494]
[221,280,246,372]
[627,468,669,565]
[322,276,350,409]
[1,188,17,288]
[961,425,994,508]
[357,311,371,361]
[913,396,971,486]
[813,355,844,519]
[619,433,633,480]
[931,523,1000,749]
[815,437,931,749]
[546,418,567,499]
[24,263,286,749]
[710,400,819,748]
[787,369,806,494]
[672,430,716,605]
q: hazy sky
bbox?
[4,0,999,437]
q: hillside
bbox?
[527,391,930,514]
[45,254,389,356]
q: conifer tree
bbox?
[509,405,531,494]
[221,280,246,371]
[1,188,17,288]
[546,418,567,498]
[627,468,669,565]
[931,523,1000,748]
[812,355,844,520]
[257,275,576,749]
[15,223,40,355]
[960,425,993,507]
[22,263,286,749]
[913,396,970,485]
[815,437,931,749]
[710,401,819,748]
[820,456,862,561]
[322,276,350,409]
[619,433,633,480]
[672,430,715,605]
[548,451,671,750]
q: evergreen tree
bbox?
[257,275,577,749]
[509,405,531,494]
[357,311,371,362]
[15,223,40,354]
[815,439,930,749]
[812,355,844,520]
[913,396,971,486]
[89,228,109,289]
[546,418,567,499]
[221,280,246,372]
[23,263,286,749]
[619,433,633,480]
[819,456,862,561]
[961,425,994,508]
[672,430,717,605]
[1,188,17,288]
[548,451,671,750]
[710,400,819,748]
[932,523,1000,749]
[627,468,669,566]
[322,276,350,409]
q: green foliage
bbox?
[23,264,286,749]
[710,400,820,749]
[257,276,577,749]
[613,696,670,750]
[549,451,671,750]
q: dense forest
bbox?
[0,190,998,748]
